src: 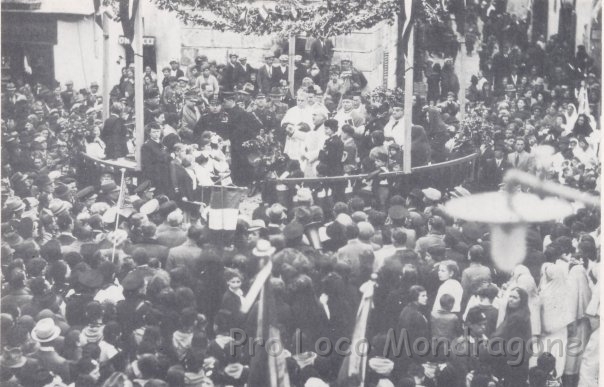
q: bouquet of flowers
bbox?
[449,110,495,156]
[242,131,286,174]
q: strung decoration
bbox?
[148,0,446,37]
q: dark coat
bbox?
[256,65,275,94]
[273,66,289,86]
[309,39,334,64]
[141,139,172,195]
[479,157,511,191]
[317,135,344,176]
[101,114,129,159]
[169,160,195,202]
[165,240,203,272]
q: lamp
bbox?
[445,190,574,272]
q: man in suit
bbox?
[169,143,194,202]
[223,53,240,91]
[310,35,334,86]
[141,123,172,195]
[256,53,275,94]
[155,209,188,248]
[165,224,204,272]
[169,59,185,79]
[101,102,129,159]
[480,145,511,191]
[235,56,254,87]
[317,118,346,201]
[506,137,533,173]
[273,55,289,86]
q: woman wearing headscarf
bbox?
[425,107,451,163]
[539,263,573,378]
[563,258,592,387]
[411,125,431,167]
[572,114,594,138]
[497,264,541,338]
[491,287,532,387]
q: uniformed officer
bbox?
[249,93,277,132]
[194,95,232,143]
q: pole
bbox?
[111,168,127,264]
[102,12,110,119]
[288,35,296,96]
[458,36,466,122]
[402,26,414,174]
[134,0,144,171]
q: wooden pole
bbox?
[134,1,144,171]
[402,26,414,174]
[288,35,296,96]
[102,12,110,119]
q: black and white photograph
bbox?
[0,0,601,386]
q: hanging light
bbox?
[444,191,574,272]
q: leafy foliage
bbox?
[145,0,447,38]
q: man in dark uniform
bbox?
[195,96,232,142]
[141,123,172,195]
[250,93,277,131]
[222,92,261,189]
[317,118,345,201]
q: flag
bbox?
[207,186,245,231]
[116,175,127,210]
[400,0,416,55]
[248,268,291,387]
[337,280,375,387]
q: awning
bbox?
[2,0,94,15]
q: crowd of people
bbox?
[0,0,602,386]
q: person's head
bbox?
[409,285,428,305]
[341,124,355,141]
[224,268,243,291]
[514,137,526,153]
[173,143,187,161]
[508,287,528,310]
[476,283,498,304]
[147,123,162,142]
[324,118,338,137]
[391,104,404,120]
[391,228,407,247]
[465,307,488,337]
[468,244,485,264]
[439,293,455,312]
[296,91,307,108]
[167,209,184,227]
[437,260,459,281]
[312,111,327,127]
[265,54,274,65]
[341,94,354,111]
[201,83,214,98]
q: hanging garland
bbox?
[146,0,447,38]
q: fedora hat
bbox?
[31,318,61,343]
[48,199,71,217]
[4,197,25,213]
[252,239,276,257]
[140,198,160,215]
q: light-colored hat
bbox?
[140,198,160,215]
[422,187,442,202]
[279,54,289,61]
[247,219,266,232]
[252,239,276,257]
[48,199,72,217]
[31,318,61,343]
[4,197,25,213]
